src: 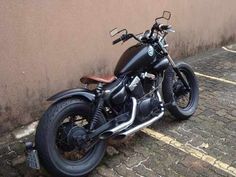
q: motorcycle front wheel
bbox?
[35,98,106,177]
[162,62,199,120]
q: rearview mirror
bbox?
[162,11,171,20]
[110,28,119,37]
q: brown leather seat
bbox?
[80,75,117,84]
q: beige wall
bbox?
[0,0,236,133]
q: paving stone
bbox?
[114,163,140,177]
[226,121,236,131]
[0,151,17,161]
[16,162,49,177]
[97,165,119,177]
[171,162,199,177]
[133,143,154,158]
[216,110,227,117]
[10,142,25,155]
[231,160,236,168]
[181,156,210,174]
[106,146,119,156]
[133,163,159,177]
[124,153,145,168]
[0,134,14,146]
[0,145,10,156]
[231,110,236,117]
[11,155,26,166]
[103,153,126,168]
[1,47,236,177]
[0,163,20,177]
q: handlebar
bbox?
[112,34,128,45]
[149,23,172,38]
[112,23,173,45]
[112,37,123,45]
[112,34,141,45]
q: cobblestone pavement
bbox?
[0,46,235,177]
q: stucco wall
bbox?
[0,0,236,133]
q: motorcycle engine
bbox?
[137,97,161,122]
[128,76,161,122]
[128,76,145,98]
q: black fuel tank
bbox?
[114,44,155,76]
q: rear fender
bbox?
[47,88,95,102]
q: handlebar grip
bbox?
[112,37,123,45]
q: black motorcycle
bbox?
[26,11,199,177]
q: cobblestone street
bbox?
[1,46,236,177]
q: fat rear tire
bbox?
[35,98,106,177]
[162,62,199,120]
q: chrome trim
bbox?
[118,111,164,137]
[117,91,164,138]
[141,72,155,80]
[128,76,141,91]
[110,97,137,132]
[99,97,137,139]
[167,54,177,68]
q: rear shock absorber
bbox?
[90,83,104,130]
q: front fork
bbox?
[158,39,190,91]
[166,54,191,91]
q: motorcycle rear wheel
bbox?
[162,62,199,120]
[35,98,106,177]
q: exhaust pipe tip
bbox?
[99,131,114,140]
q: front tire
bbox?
[162,62,199,120]
[35,98,106,177]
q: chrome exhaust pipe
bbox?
[116,110,164,139]
[116,92,164,139]
[99,97,137,139]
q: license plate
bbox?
[26,150,40,170]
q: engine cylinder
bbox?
[128,76,145,98]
